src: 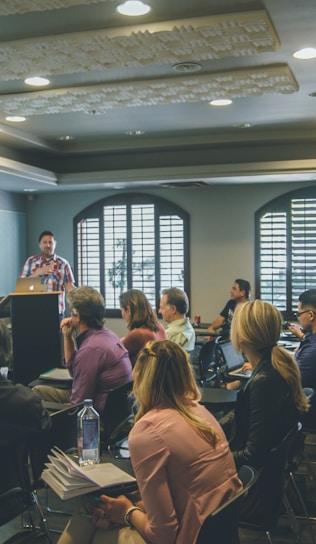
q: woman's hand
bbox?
[96,494,134,526]
[241,362,253,372]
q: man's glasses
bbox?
[295,309,315,318]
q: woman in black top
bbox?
[220,299,309,470]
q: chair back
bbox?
[198,341,217,385]
[197,465,257,544]
[0,438,31,525]
[240,422,301,530]
[101,381,134,449]
[30,403,83,483]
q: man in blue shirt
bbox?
[290,289,316,428]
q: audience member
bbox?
[220,299,309,470]
[20,230,75,318]
[159,287,195,351]
[207,278,251,339]
[33,286,133,413]
[288,289,316,428]
[57,340,242,544]
[120,289,166,366]
[0,321,51,493]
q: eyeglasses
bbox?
[295,309,314,318]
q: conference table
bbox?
[198,385,238,416]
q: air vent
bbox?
[160,181,208,189]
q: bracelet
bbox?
[123,506,144,527]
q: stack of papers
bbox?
[39,368,73,381]
[41,447,136,500]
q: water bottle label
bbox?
[82,419,99,460]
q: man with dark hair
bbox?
[159,287,195,352]
[207,279,251,339]
[33,286,133,412]
[20,230,75,318]
[289,289,316,428]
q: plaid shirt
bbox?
[20,252,75,314]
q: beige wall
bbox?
[24,180,312,336]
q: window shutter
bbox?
[259,212,287,309]
[291,198,316,309]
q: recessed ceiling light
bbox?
[24,76,50,86]
[235,123,252,129]
[116,1,150,16]
[126,130,144,135]
[58,135,74,141]
[209,99,232,106]
[293,48,316,60]
[173,62,201,73]
[5,115,26,122]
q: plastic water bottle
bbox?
[77,399,100,466]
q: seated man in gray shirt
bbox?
[159,288,195,352]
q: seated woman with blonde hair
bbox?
[57,340,242,544]
[120,289,166,366]
[220,299,309,470]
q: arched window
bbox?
[255,186,316,319]
[74,193,190,316]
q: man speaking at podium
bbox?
[20,230,75,319]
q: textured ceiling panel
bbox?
[0,11,280,81]
[0,0,106,16]
[0,64,298,116]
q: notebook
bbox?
[217,341,252,379]
[15,277,48,293]
[39,368,73,382]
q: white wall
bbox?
[24,181,312,336]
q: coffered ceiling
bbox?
[0,0,316,193]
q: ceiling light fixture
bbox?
[5,115,26,122]
[116,1,151,16]
[293,47,316,59]
[126,130,144,135]
[210,99,232,106]
[235,123,252,128]
[58,135,74,141]
[24,76,50,86]
[173,62,202,73]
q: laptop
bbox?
[217,341,252,379]
[15,277,48,293]
[0,278,48,308]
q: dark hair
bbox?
[234,278,251,299]
[298,289,316,309]
[38,230,55,243]
[162,288,189,315]
[119,289,160,331]
[0,321,12,367]
[67,286,106,329]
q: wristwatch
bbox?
[123,506,144,527]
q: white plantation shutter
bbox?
[256,189,316,317]
[75,194,189,315]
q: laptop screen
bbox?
[15,277,48,293]
[218,341,246,371]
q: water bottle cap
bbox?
[84,399,93,405]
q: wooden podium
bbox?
[6,292,62,386]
